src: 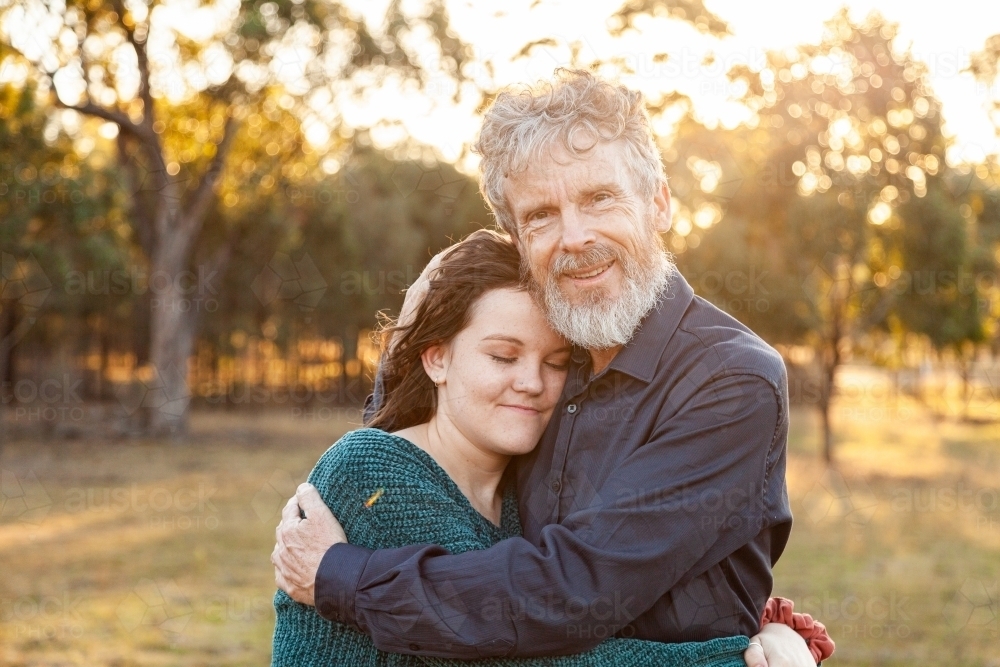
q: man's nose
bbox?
[559,206,597,254]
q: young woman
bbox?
[272,230,828,667]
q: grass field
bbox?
[1,375,998,666]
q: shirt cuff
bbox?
[314,542,373,626]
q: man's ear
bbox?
[420,343,448,384]
[653,182,672,234]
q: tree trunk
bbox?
[138,119,237,437]
[958,350,971,422]
[818,255,848,464]
[0,303,12,455]
[145,218,196,436]
[819,352,838,465]
[145,215,235,436]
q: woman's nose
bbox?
[513,366,545,394]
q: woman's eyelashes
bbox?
[488,353,517,365]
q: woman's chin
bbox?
[485,420,546,454]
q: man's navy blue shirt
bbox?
[316,272,793,658]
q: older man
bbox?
[274,70,807,664]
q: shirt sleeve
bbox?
[314,372,784,658]
[362,362,385,424]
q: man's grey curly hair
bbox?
[473,69,667,238]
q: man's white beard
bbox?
[530,238,675,351]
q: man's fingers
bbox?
[275,566,289,592]
[281,495,300,523]
[295,483,329,519]
[273,530,286,555]
[744,640,768,667]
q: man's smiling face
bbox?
[504,138,675,350]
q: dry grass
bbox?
[1,383,998,666]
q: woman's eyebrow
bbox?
[482,334,524,345]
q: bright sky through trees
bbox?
[3,0,999,169]
[360,0,1000,169]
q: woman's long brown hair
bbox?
[367,229,527,432]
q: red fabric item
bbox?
[760,596,835,664]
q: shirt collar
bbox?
[565,270,694,388]
[609,270,693,382]
[569,269,694,385]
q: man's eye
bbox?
[528,211,549,221]
[593,193,611,203]
[490,355,516,364]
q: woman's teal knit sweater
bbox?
[272,428,750,666]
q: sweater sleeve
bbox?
[416,635,749,667]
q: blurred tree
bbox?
[199,140,489,406]
[667,10,985,461]
[0,0,473,435]
[0,80,128,444]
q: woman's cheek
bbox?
[466,360,504,406]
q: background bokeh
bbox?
[1,0,999,664]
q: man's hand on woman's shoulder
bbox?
[273,483,347,606]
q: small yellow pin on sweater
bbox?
[364,488,384,508]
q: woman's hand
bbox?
[743,621,816,667]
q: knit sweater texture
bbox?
[272,428,750,666]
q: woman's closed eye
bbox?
[489,354,517,364]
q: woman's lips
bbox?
[501,404,541,415]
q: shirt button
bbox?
[566,403,578,414]
[409,643,421,651]
[551,479,561,492]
